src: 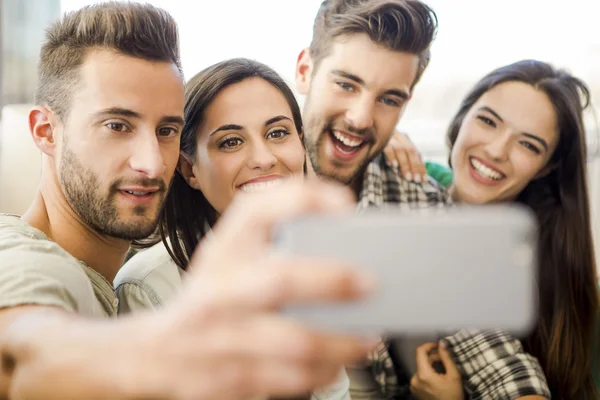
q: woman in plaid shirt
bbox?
[390,60,600,399]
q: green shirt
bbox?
[425,161,453,188]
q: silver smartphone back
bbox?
[272,204,538,337]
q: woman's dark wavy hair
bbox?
[158,58,304,271]
[447,59,599,398]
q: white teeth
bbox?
[239,179,283,193]
[126,191,150,195]
[332,130,363,148]
[470,158,504,181]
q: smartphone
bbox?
[272,204,538,337]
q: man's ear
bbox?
[177,152,202,190]
[29,106,58,157]
[295,48,314,95]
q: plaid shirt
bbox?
[352,155,551,400]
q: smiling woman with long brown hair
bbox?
[409,59,600,399]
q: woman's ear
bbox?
[177,152,202,190]
[534,163,557,180]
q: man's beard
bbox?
[59,146,166,240]
[303,115,377,186]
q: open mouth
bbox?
[469,157,506,181]
[329,129,368,157]
[238,178,284,193]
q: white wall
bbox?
[0,105,40,214]
[58,0,600,152]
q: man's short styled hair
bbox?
[309,0,438,87]
[35,1,182,119]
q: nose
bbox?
[247,140,277,171]
[345,95,375,131]
[129,131,166,179]
[483,130,511,162]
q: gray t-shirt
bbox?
[0,214,118,317]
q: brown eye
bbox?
[219,137,243,149]
[266,129,290,140]
[107,122,129,132]
[157,127,178,137]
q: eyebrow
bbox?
[93,107,141,119]
[477,106,549,151]
[209,115,293,136]
[265,115,292,126]
[93,107,184,126]
[160,115,185,126]
[330,69,409,100]
[523,132,549,151]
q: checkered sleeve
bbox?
[360,155,452,209]
[441,329,551,399]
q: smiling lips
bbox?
[117,186,162,205]
[121,189,158,196]
[469,156,506,182]
[237,175,285,193]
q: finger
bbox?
[438,342,460,378]
[383,146,398,169]
[190,256,376,311]
[196,180,355,261]
[409,374,421,394]
[415,342,438,379]
[200,314,376,366]
[244,357,342,399]
[427,349,441,365]
[415,151,427,178]
[407,150,426,183]
[396,151,412,181]
[177,357,340,400]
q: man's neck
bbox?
[22,184,129,283]
[349,175,364,201]
[304,158,364,203]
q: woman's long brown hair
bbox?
[447,59,600,398]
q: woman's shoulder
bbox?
[114,242,184,305]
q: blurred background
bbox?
[1,0,600,272]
